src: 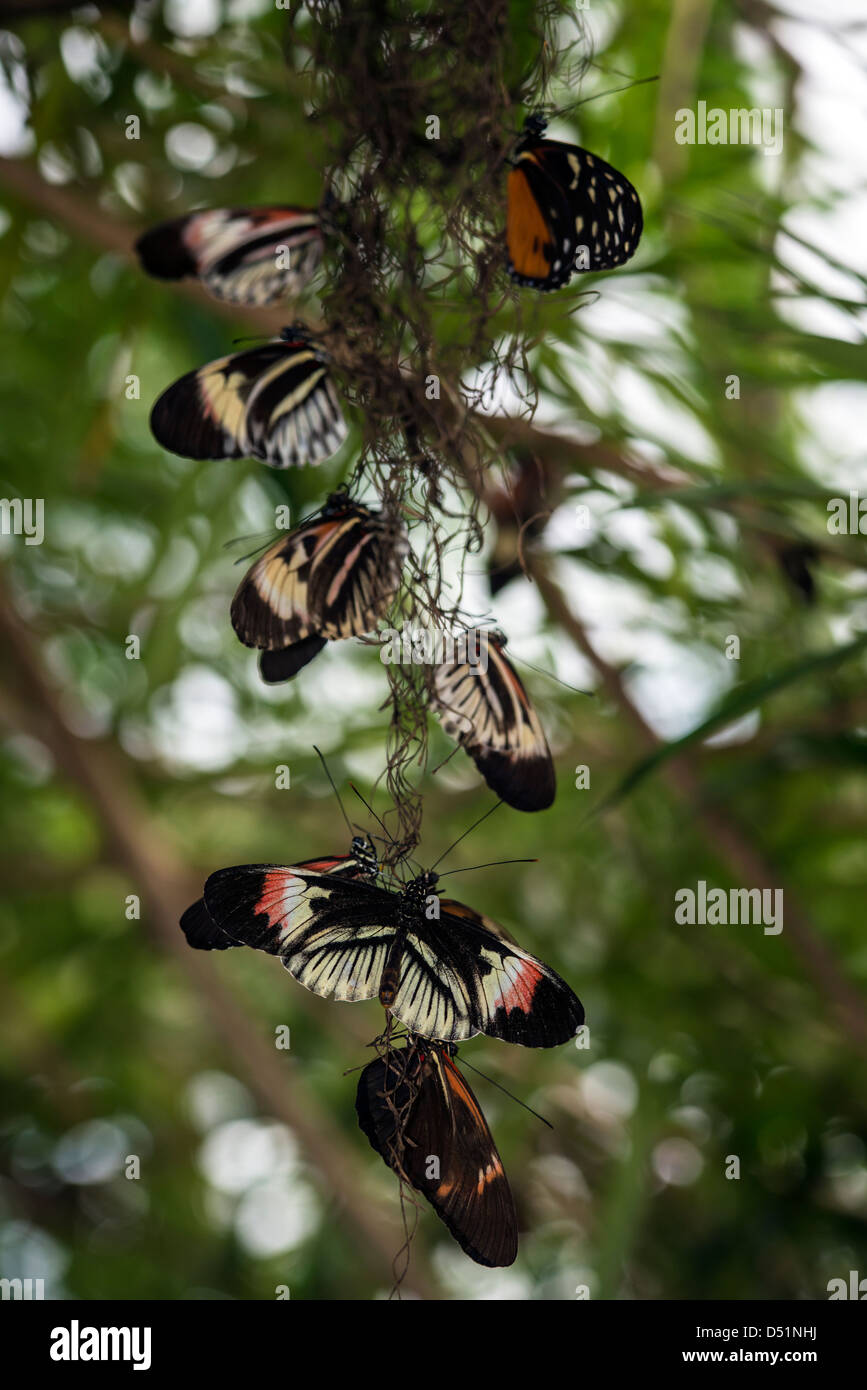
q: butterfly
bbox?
[506,114,643,290]
[180,835,380,951]
[356,1038,518,1267]
[428,629,555,812]
[481,455,548,596]
[231,493,409,684]
[149,324,347,469]
[181,862,583,1046]
[134,206,324,306]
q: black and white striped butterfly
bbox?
[135,206,324,306]
[231,492,408,684]
[429,629,555,812]
[149,324,347,469]
[507,114,643,290]
[356,1038,518,1267]
[181,859,583,1047]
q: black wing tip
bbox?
[490,973,584,1049]
[259,635,327,683]
[472,751,556,812]
[205,863,273,889]
[148,393,176,451]
[180,897,237,951]
[507,263,575,292]
[135,220,196,281]
[443,1222,518,1268]
[354,1059,385,1148]
[458,1236,518,1268]
[149,379,233,461]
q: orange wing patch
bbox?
[506,165,554,279]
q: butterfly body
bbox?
[356,1039,518,1267]
[507,115,643,290]
[150,325,347,469]
[347,832,380,882]
[379,871,440,1007]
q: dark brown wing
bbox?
[356,1042,518,1267]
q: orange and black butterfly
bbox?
[507,114,643,290]
[356,1038,518,1267]
[135,206,324,306]
[149,324,346,469]
[429,629,555,811]
[230,492,408,683]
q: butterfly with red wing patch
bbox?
[135,206,324,306]
[181,861,583,1047]
[356,1038,518,1267]
[231,492,408,684]
[180,836,380,952]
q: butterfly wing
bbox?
[507,158,574,290]
[259,637,328,683]
[393,897,583,1047]
[150,334,346,468]
[384,925,478,1043]
[135,207,323,305]
[180,896,238,951]
[230,502,407,682]
[200,865,400,1003]
[180,853,376,953]
[305,508,408,641]
[508,137,643,287]
[430,632,555,811]
[356,1043,518,1267]
[150,342,284,461]
[241,335,346,467]
[136,208,315,299]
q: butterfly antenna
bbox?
[437,858,538,878]
[428,801,503,873]
[563,73,660,113]
[222,530,270,551]
[429,744,461,776]
[457,1057,553,1129]
[512,654,595,697]
[349,782,397,847]
[223,531,279,566]
[312,745,354,836]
